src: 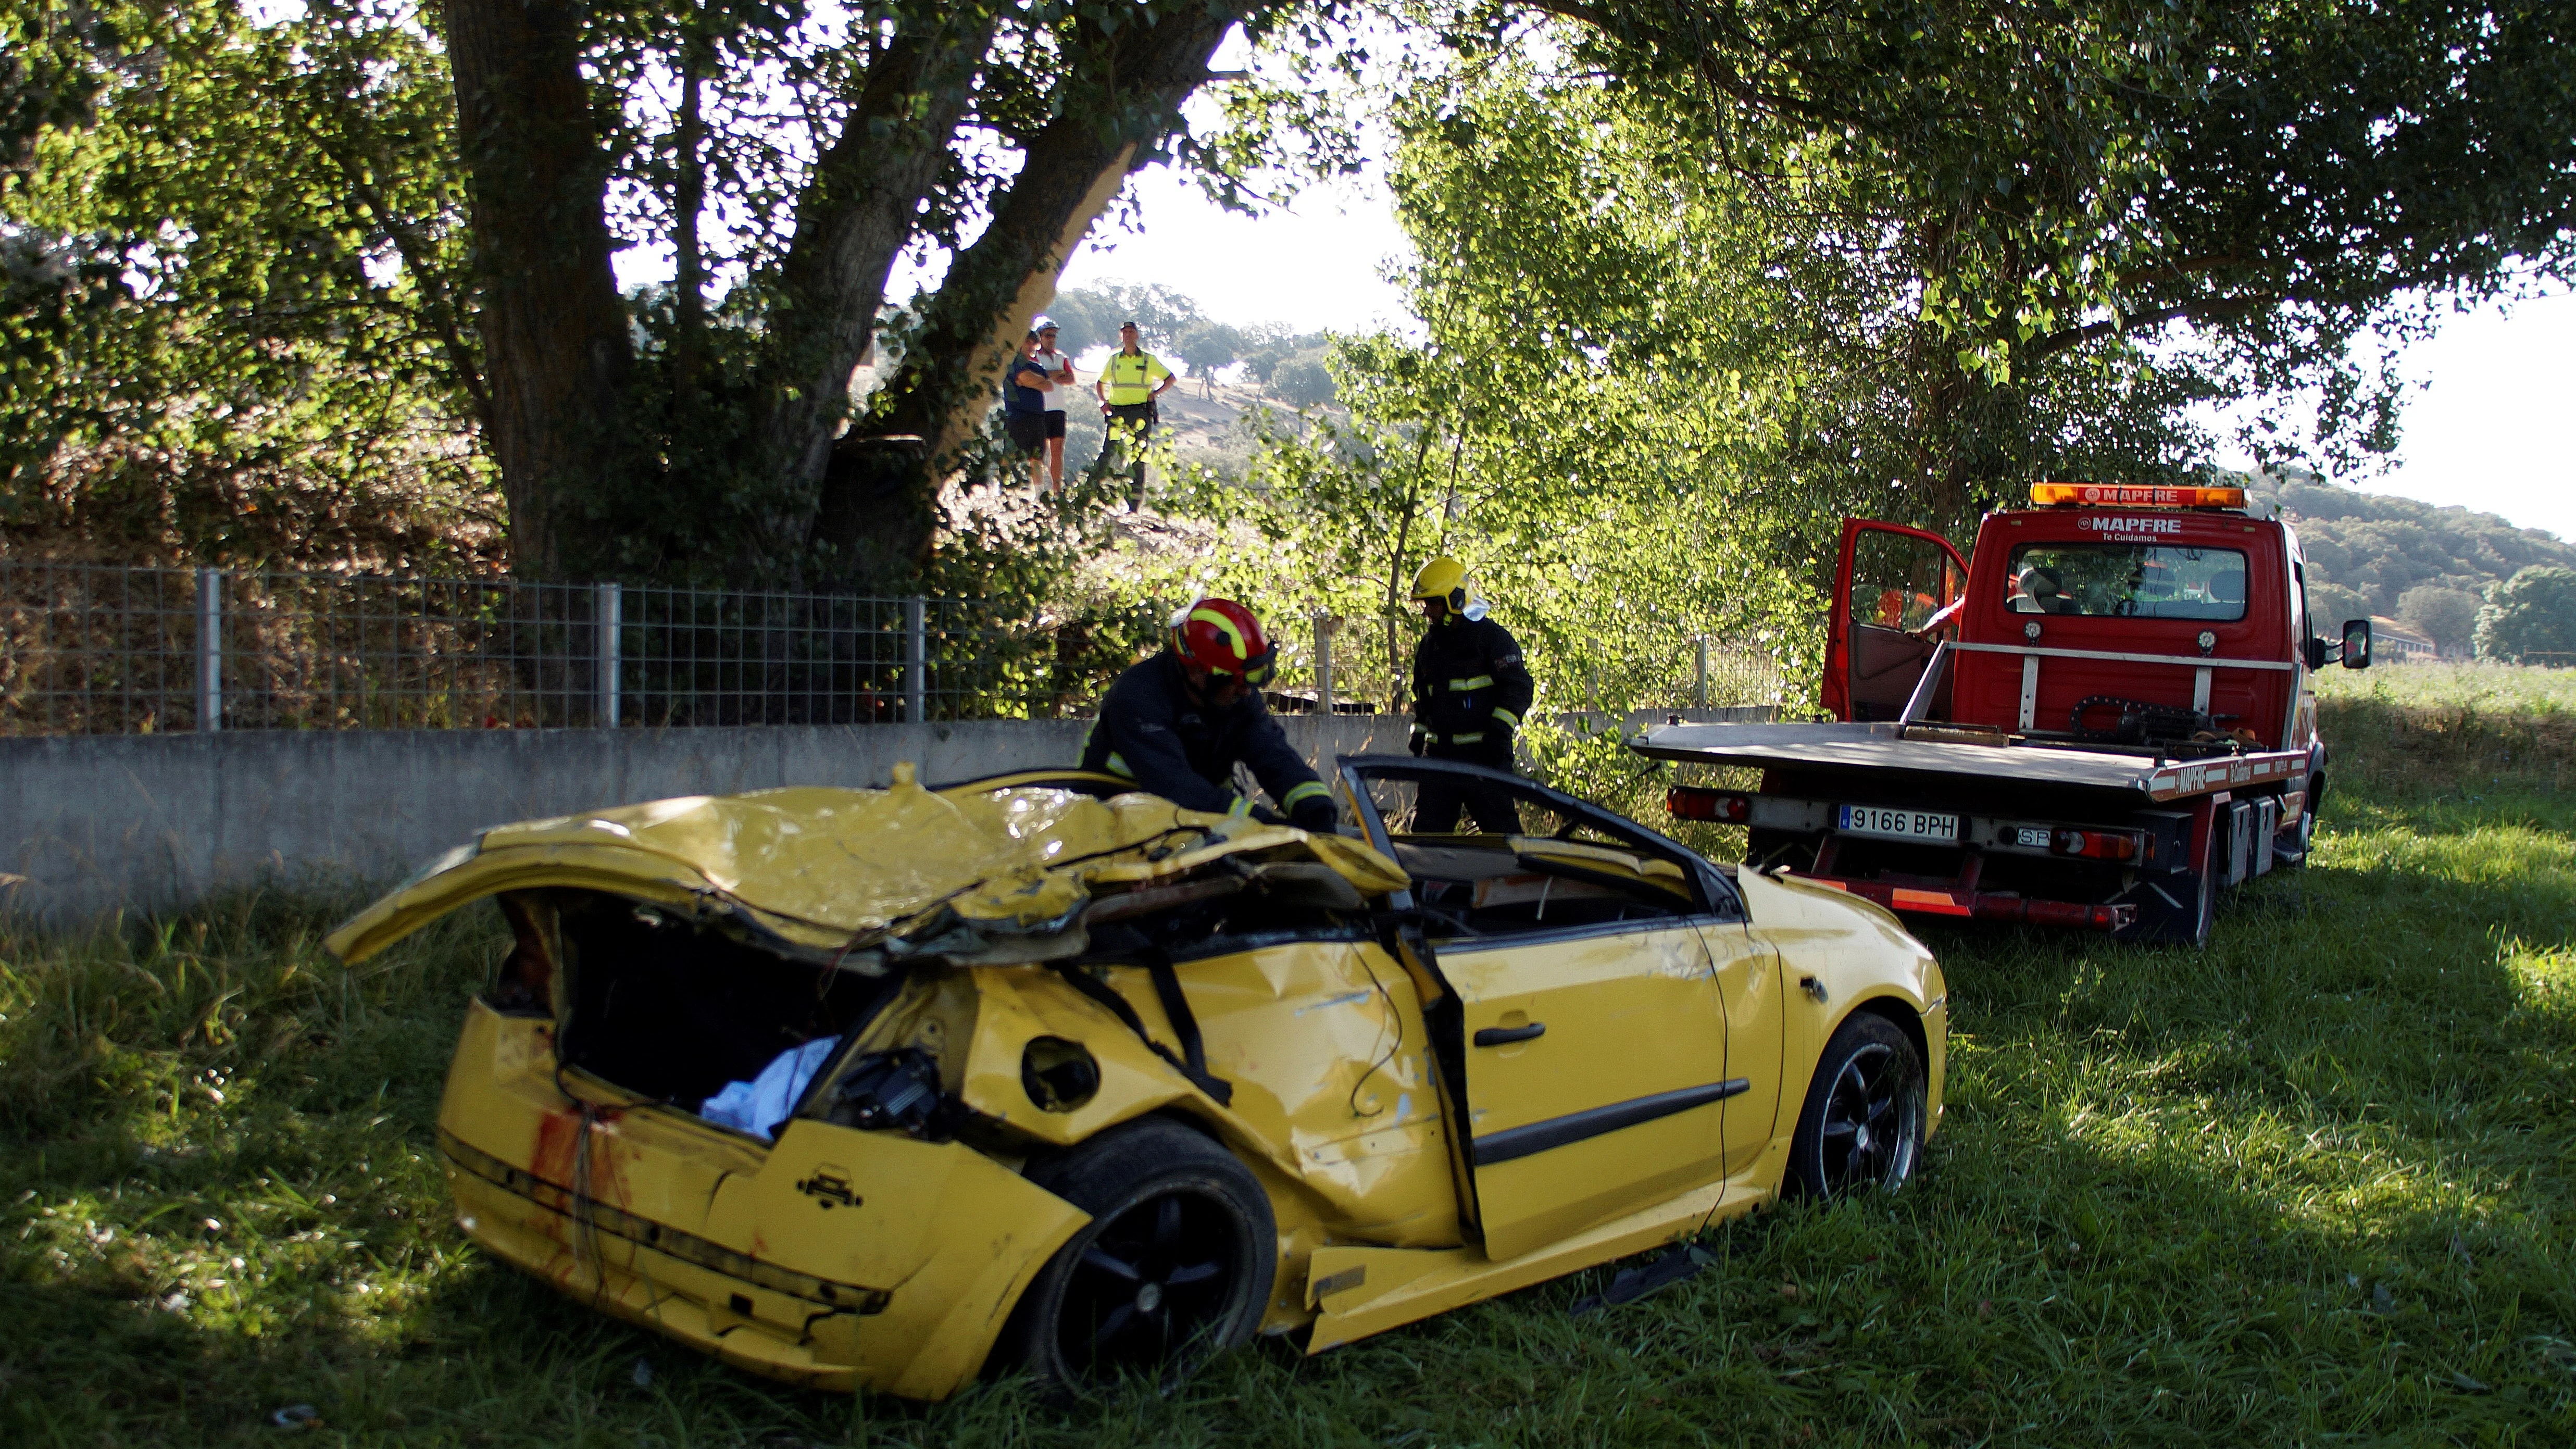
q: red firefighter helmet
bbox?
[1167,598,1277,685]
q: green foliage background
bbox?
[3,1,495,571]
[2475,566,2576,662]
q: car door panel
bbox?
[1699,920,1784,1177]
[1438,922,1731,1261]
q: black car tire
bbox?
[1786,1012,1927,1200]
[999,1116,1276,1396]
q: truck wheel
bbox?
[1787,1013,1926,1199]
[1001,1117,1276,1396]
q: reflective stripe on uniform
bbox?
[1448,731,1485,744]
[1282,780,1330,808]
[1226,795,1254,817]
[1105,752,1135,779]
[1491,707,1520,728]
[1448,674,1495,691]
[1101,352,1169,404]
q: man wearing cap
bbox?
[1093,320,1176,507]
[1079,597,1340,831]
[1030,316,1076,494]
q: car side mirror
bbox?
[2302,637,2329,671]
[2341,618,2373,670]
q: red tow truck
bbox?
[1636,483,2373,945]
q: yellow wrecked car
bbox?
[329,755,1946,1400]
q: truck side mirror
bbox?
[2303,637,2330,671]
[2341,618,2373,670]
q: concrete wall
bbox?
[1,706,1770,929]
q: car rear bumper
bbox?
[437,1002,1087,1400]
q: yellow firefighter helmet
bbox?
[1409,556,1469,609]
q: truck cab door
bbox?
[1823,518,1970,722]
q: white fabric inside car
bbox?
[700,1036,839,1140]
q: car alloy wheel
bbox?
[1003,1117,1275,1394]
[1789,1013,1925,1198]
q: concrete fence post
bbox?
[904,596,928,722]
[595,581,622,728]
[1314,611,1336,716]
[195,567,223,733]
[1693,635,1709,708]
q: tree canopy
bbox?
[2475,566,2576,661]
[6,0,2574,634]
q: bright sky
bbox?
[1057,167,1416,336]
[2335,290,2576,542]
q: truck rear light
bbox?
[1668,786,1752,823]
[2050,829,2140,861]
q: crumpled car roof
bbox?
[326,765,1409,968]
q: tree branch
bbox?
[741,12,998,576]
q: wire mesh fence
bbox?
[0,561,1156,736]
[1,560,1796,738]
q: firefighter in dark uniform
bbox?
[1080,597,1342,831]
[1406,556,1534,834]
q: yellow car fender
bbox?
[1736,868,1947,1145]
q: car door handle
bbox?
[1473,1022,1546,1046]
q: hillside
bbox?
[2237,470,2576,646]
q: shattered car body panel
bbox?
[336,760,1944,1400]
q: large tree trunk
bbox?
[443,0,633,580]
[741,20,995,582]
[830,8,1234,581]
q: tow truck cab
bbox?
[1656,483,2374,945]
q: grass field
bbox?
[5,680,2572,1445]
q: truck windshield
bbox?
[2004,543,2248,621]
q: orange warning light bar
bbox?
[2030,482,2247,509]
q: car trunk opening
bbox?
[539,888,894,1117]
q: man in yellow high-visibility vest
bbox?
[1092,320,1176,508]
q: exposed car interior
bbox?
[543,889,890,1110]
[522,840,1387,1127]
[514,765,1733,1140]
[1394,838,1695,934]
[1345,759,1733,934]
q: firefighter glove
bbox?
[1289,796,1340,833]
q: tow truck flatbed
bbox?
[1641,482,2374,945]
[1633,721,2309,806]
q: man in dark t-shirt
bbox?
[1003,330,1055,494]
